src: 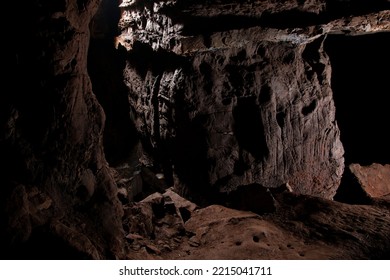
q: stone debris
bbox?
[349,163,390,199]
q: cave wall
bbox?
[1,0,125,259]
[1,0,389,260]
[118,0,389,202]
[123,32,345,201]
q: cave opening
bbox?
[325,32,390,203]
[325,32,390,166]
[88,0,139,167]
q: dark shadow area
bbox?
[326,0,390,18]
[88,0,138,166]
[1,226,91,260]
[173,114,211,204]
[333,166,372,204]
[324,32,390,166]
[233,97,268,160]
[225,183,276,215]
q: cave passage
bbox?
[325,32,390,166]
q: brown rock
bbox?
[125,233,144,241]
[163,187,198,212]
[125,202,155,238]
[349,163,390,198]
[145,244,162,255]
[3,0,390,261]
[2,0,126,259]
[164,195,390,259]
[123,27,345,200]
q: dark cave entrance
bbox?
[325,32,390,166]
[88,0,138,167]
[325,32,390,203]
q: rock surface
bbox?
[118,1,389,201]
[127,189,390,260]
[2,0,390,260]
[2,0,126,259]
[349,163,390,198]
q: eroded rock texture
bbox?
[118,1,389,202]
[125,188,390,260]
[120,2,336,201]
[1,0,125,259]
[2,0,390,261]
[349,163,390,199]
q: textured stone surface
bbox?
[122,189,194,256]
[2,0,125,259]
[349,163,390,198]
[2,0,390,260]
[179,196,390,259]
[129,191,390,260]
[118,1,390,202]
[120,1,361,201]
[117,1,390,53]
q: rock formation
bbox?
[2,0,390,260]
[117,0,389,202]
[2,0,126,259]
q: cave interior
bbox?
[2,0,390,260]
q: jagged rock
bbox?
[125,233,144,241]
[124,200,155,238]
[119,1,390,203]
[349,163,390,199]
[122,21,345,201]
[113,164,144,202]
[117,1,390,53]
[3,0,390,261]
[163,187,198,215]
[123,189,196,258]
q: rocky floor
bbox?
[116,163,390,260]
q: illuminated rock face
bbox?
[2,0,390,260]
[123,33,345,200]
[119,1,338,200]
[118,0,390,201]
[349,163,390,199]
[118,1,389,201]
